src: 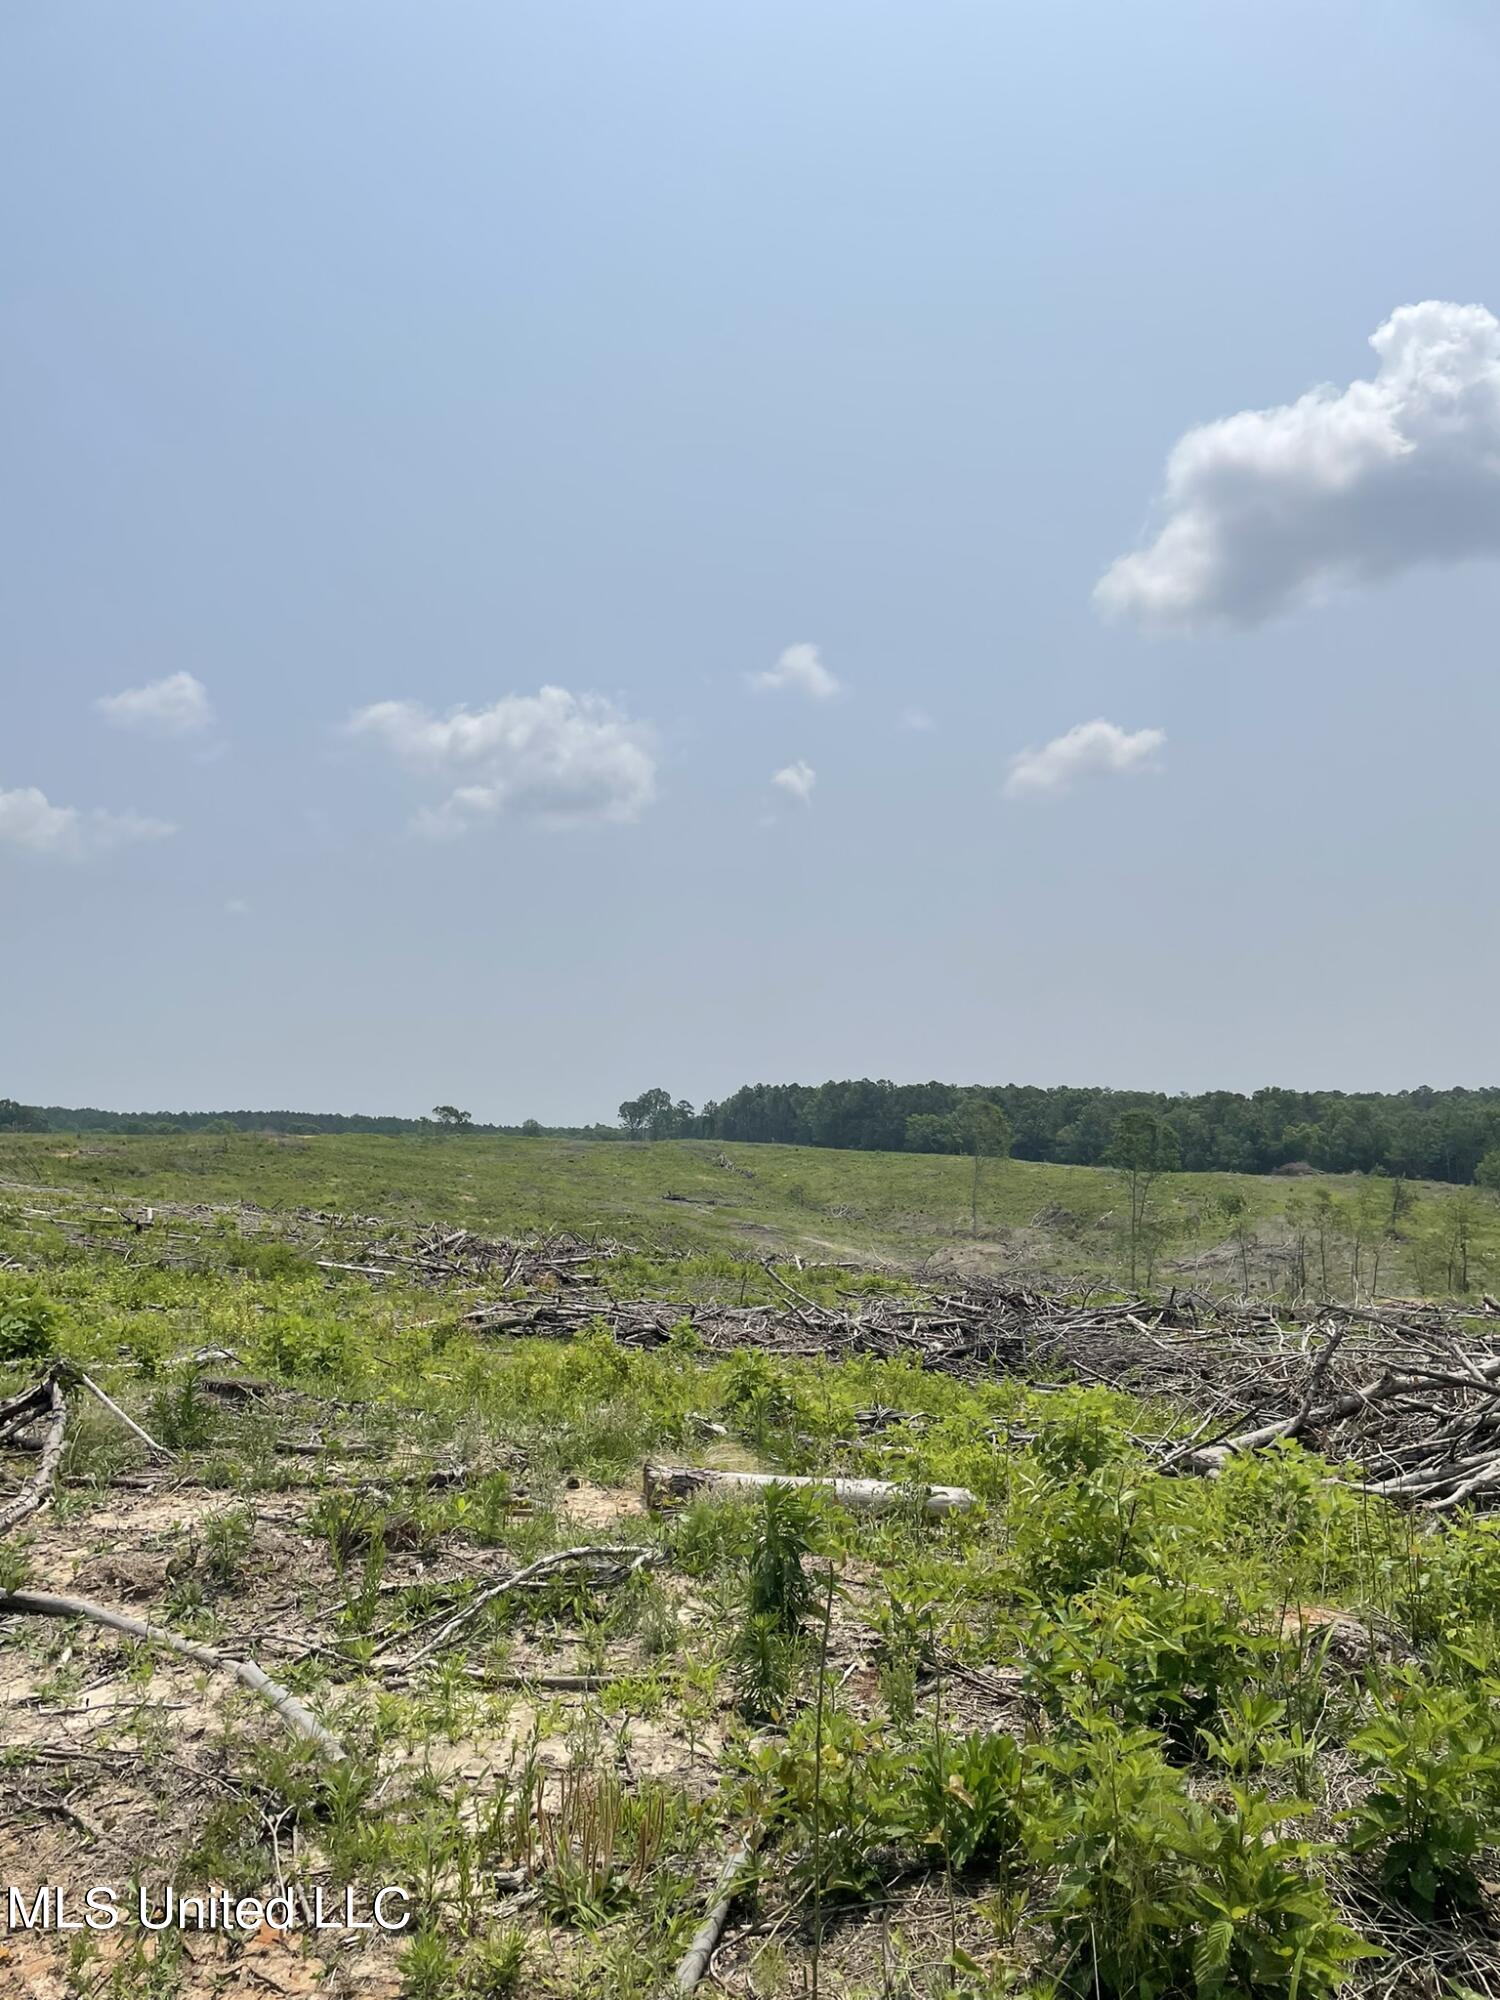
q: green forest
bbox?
[10,1079,1500,1186]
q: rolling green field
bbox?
[3,1127,1499,1300]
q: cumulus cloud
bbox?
[96,671,214,737]
[898,706,936,732]
[1096,302,1500,630]
[347,685,657,834]
[0,784,176,858]
[1004,719,1165,800]
[770,759,816,804]
[751,642,842,700]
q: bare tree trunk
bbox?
[643,1464,975,1516]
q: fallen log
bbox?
[0,1588,345,1759]
[643,1463,975,1517]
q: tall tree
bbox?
[950,1095,1012,1237]
[1107,1109,1180,1289]
[619,1087,680,1139]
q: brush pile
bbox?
[449,1271,1500,1509]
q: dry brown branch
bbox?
[0,1587,345,1759]
[0,1371,67,1534]
[401,1544,659,1669]
[670,1831,759,1995]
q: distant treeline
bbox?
[0,1102,614,1142]
[650,1081,1500,1186]
[9,1080,1500,1187]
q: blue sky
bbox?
[4,1,1500,1123]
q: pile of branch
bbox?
[318,1225,625,1290]
[458,1278,1500,1509]
[1171,1309,1500,1508]
[459,1275,1073,1367]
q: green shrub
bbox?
[745,1481,821,1634]
[224,1236,315,1279]
[1350,1671,1500,1914]
[259,1311,351,1381]
[143,1375,219,1451]
[1009,1413,1158,1603]
[1023,1573,1274,1751]
[717,1350,800,1450]
[1028,1394,1136,1483]
[0,1290,54,1363]
[1390,1516,1500,1651]
[731,1482,824,1720]
[743,1707,915,1900]
[667,1496,758,1579]
[732,1610,799,1724]
[1040,1720,1374,1998]
[915,1728,1036,1873]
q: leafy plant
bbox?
[459,1928,528,1996]
[1350,1671,1500,1913]
[717,1350,801,1450]
[731,1481,822,1718]
[535,1768,663,1926]
[224,1236,315,1279]
[743,1706,915,1901]
[1040,1720,1374,1998]
[733,1609,799,1723]
[143,1375,219,1451]
[1200,1689,1302,1777]
[1023,1573,1274,1751]
[0,1291,54,1362]
[915,1728,1036,1873]
[1181,1785,1378,1998]
[198,1505,254,1587]
[746,1481,821,1634]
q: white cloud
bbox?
[898,706,936,732]
[751,642,842,700]
[1004,719,1165,799]
[1097,302,1500,631]
[347,685,657,834]
[0,783,176,858]
[96,671,214,737]
[225,897,250,916]
[770,759,816,804]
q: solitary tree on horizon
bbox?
[952,1094,1012,1237]
[1108,1108,1180,1289]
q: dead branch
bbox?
[401,1544,659,1669]
[0,1588,345,1759]
[670,1831,759,1995]
[73,1369,174,1461]
[0,1371,67,1534]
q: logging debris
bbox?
[643,1462,976,1516]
